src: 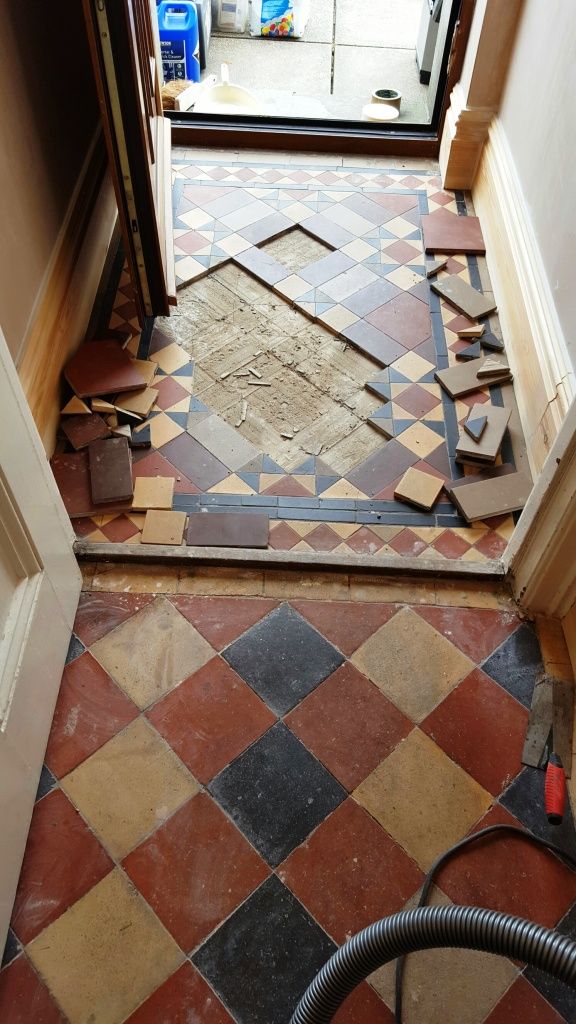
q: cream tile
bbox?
[91,564,179,593]
[179,208,213,229]
[317,305,359,334]
[175,257,207,283]
[275,275,310,301]
[61,718,198,858]
[351,606,473,721]
[148,413,183,449]
[208,473,256,495]
[385,215,419,238]
[177,567,264,596]
[150,342,190,375]
[397,422,443,459]
[354,729,492,870]
[27,869,183,1024]
[391,351,435,382]
[263,570,349,601]
[281,201,316,222]
[284,521,319,538]
[91,596,213,708]
[339,239,378,262]
[217,232,253,257]
[320,480,368,500]
[330,522,364,539]
[132,475,175,511]
[141,510,187,545]
[386,266,424,291]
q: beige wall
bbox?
[0,0,99,363]
[498,0,576,367]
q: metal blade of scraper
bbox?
[522,675,553,768]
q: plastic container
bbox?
[157,3,200,82]
[212,0,248,33]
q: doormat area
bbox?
[65,158,528,564]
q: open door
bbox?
[0,329,81,953]
[83,0,176,321]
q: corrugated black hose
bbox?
[289,825,576,1024]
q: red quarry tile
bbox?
[413,459,447,483]
[371,192,417,215]
[99,515,140,543]
[484,976,564,1024]
[177,230,211,255]
[421,668,528,795]
[73,592,156,647]
[45,652,138,778]
[279,799,423,945]
[147,656,275,783]
[182,184,233,204]
[0,955,65,1024]
[125,962,234,1023]
[333,983,394,1023]
[261,475,315,497]
[153,376,190,410]
[149,326,173,355]
[305,524,342,552]
[10,790,112,944]
[474,530,509,559]
[414,606,519,663]
[170,596,278,650]
[123,792,269,951]
[437,805,576,929]
[286,663,411,790]
[383,240,421,265]
[366,293,430,348]
[389,528,428,557]
[432,530,471,559]
[290,600,399,657]
[268,522,302,550]
[345,526,384,555]
[459,390,490,409]
[71,516,99,538]
[130,449,199,493]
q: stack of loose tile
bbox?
[456,403,511,467]
[446,466,532,523]
[435,357,512,398]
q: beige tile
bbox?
[91,564,179,593]
[397,422,443,459]
[340,239,378,262]
[321,480,368,499]
[263,570,350,601]
[132,476,175,512]
[349,575,436,605]
[150,342,191,374]
[275,275,310,301]
[208,473,256,495]
[217,232,252,257]
[141,510,187,545]
[149,412,183,449]
[115,387,158,418]
[317,304,359,334]
[392,352,435,382]
[434,580,515,610]
[351,606,473,721]
[28,869,183,1024]
[177,567,264,596]
[80,563,96,590]
[91,596,213,708]
[354,729,492,869]
[370,887,517,1023]
[394,467,444,510]
[385,265,424,291]
[61,718,198,858]
[383,215,416,238]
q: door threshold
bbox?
[74,540,505,579]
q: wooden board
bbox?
[88,437,133,504]
[186,512,269,548]
[456,404,511,463]
[446,471,532,523]
[421,211,486,254]
[65,340,147,397]
[50,451,133,518]
[431,275,497,319]
[61,414,111,450]
[435,358,512,398]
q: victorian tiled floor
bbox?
[2,566,575,1023]
[68,149,528,564]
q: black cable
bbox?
[394,824,576,1023]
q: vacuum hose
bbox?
[290,904,576,1024]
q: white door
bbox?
[0,327,81,953]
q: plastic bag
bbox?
[249,0,309,37]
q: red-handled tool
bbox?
[545,752,567,825]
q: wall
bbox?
[0,0,100,364]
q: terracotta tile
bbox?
[61,718,199,858]
[421,668,528,795]
[394,383,440,417]
[51,451,132,519]
[353,729,492,869]
[261,474,317,497]
[341,320,404,366]
[346,440,419,497]
[333,983,394,1023]
[484,976,564,1024]
[438,804,576,928]
[65,340,147,398]
[304,523,342,552]
[389,528,429,558]
[432,530,471,558]
[10,790,112,945]
[279,799,422,944]
[366,293,430,348]
[290,600,399,656]
[340,526,381,554]
[474,530,508,558]
[132,476,174,511]
[131,450,199,494]
[27,869,183,1024]
[124,792,269,951]
[153,376,190,411]
[99,514,140,542]
[286,663,411,790]
[147,656,275,783]
[45,652,138,777]
[0,955,65,1024]
[73,592,156,647]
[414,605,519,663]
[352,607,474,722]
[269,521,301,549]
[421,210,485,254]
[90,596,214,709]
[125,962,235,1023]
[169,595,278,649]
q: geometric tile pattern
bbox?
[67,156,527,562]
[3,579,576,1023]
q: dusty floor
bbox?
[1,565,576,1022]
[206,0,430,123]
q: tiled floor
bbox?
[68,150,527,564]
[2,565,575,1023]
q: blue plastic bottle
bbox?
[157,3,200,83]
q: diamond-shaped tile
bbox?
[124,962,235,1024]
[414,606,519,663]
[481,623,544,708]
[90,596,214,709]
[396,421,444,458]
[351,607,474,722]
[147,656,275,783]
[500,767,576,860]
[222,603,344,715]
[354,728,492,869]
[523,900,576,1021]
[366,292,430,348]
[123,792,269,951]
[0,954,65,1024]
[484,976,565,1024]
[192,875,335,1024]
[26,869,183,1024]
[61,717,199,858]
[208,723,346,865]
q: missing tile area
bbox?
[261,229,330,274]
